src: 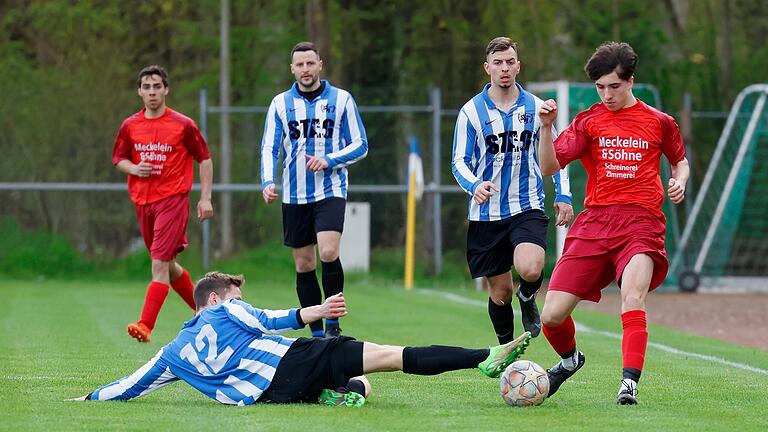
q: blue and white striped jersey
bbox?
[261,80,368,204]
[88,299,302,405]
[452,83,572,221]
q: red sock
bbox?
[139,281,170,330]
[621,309,648,371]
[171,269,196,310]
[542,315,577,356]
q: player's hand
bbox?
[321,293,347,319]
[668,178,685,204]
[197,198,213,221]
[262,184,278,204]
[65,395,88,401]
[133,161,153,177]
[305,155,329,172]
[554,202,574,226]
[473,181,499,205]
[539,99,558,127]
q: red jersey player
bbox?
[112,65,214,343]
[536,42,690,404]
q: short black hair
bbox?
[136,64,169,88]
[193,272,244,308]
[584,42,637,81]
[291,41,320,61]
[485,37,518,58]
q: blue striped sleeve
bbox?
[553,167,572,204]
[260,99,284,188]
[452,109,481,195]
[325,94,368,168]
[223,300,302,335]
[89,348,179,401]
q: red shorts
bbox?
[135,193,189,261]
[548,205,668,303]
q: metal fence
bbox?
[0,86,731,282]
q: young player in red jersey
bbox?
[536,42,690,404]
[112,65,214,343]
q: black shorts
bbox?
[466,210,549,279]
[282,198,346,248]
[258,336,364,404]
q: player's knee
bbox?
[151,259,170,278]
[318,246,339,263]
[515,260,543,282]
[622,294,645,311]
[540,307,567,327]
[489,289,513,306]
[294,259,315,273]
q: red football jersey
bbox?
[554,100,686,219]
[112,107,210,205]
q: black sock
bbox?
[488,298,515,344]
[402,346,489,375]
[519,273,543,299]
[623,367,641,382]
[345,378,366,395]
[321,258,344,298]
[322,258,344,328]
[296,270,323,334]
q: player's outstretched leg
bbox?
[616,378,638,405]
[478,331,532,378]
[546,350,585,398]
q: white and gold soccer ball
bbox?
[499,360,549,407]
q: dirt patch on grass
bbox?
[575,289,768,351]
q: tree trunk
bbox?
[306,0,341,83]
[716,0,733,103]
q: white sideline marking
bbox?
[418,289,768,376]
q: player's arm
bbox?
[668,158,690,204]
[298,293,347,325]
[538,99,560,176]
[661,114,689,205]
[112,125,152,177]
[115,159,153,177]
[73,348,179,401]
[223,299,304,335]
[451,111,498,204]
[182,122,215,220]
[552,167,574,226]
[260,100,284,203]
[317,95,368,171]
[197,158,214,221]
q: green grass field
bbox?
[1,275,767,431]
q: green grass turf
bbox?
[1,276,766,431]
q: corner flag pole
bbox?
[404,137,424,290]
[404,169,416,290]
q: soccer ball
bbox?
[499,360,549,407]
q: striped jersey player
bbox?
[452,83,572,221]
[260,42,368,339]
[88,298,298,405]
[75,272,535,406]
[451,37,574,348]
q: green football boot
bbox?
[478,331,532,378]
[318,389,366,407]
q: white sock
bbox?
[560,350,580,370]
[517,290,535,302]
[619,378,638,394]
